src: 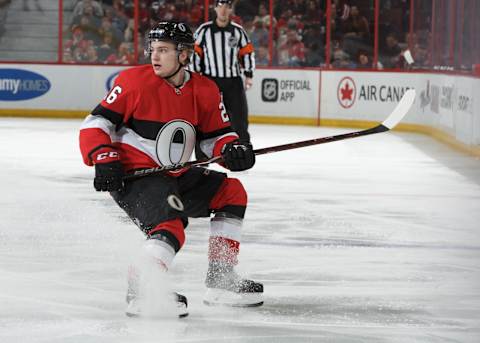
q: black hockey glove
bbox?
[221,141,256,172]
[91,147,124,192]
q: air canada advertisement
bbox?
[321,71,479,145]
[322,71,417,124]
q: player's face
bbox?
[150,41,179,77]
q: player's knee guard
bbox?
[210,178,247,219]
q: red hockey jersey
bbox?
[79,65,238,174]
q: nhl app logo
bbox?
[262,78,278,102]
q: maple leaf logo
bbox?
[341,82,353,101]
[337,77,356,109]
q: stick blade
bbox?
[381,89,416,130]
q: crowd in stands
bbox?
[63,0,430,69]
[236,0,430,69]
[64,0,207,64]
[64,0,135,64]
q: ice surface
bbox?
[1,118,479,342]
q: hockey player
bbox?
[79,21,263,317]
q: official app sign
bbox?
[249,70,320,118]
[262,78,313,103]
[0,69,51,101]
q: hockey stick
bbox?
[125,89,415,180]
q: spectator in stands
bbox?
[250,21,269,50]
[73,15,101,45]
[412,43,429,68]
[305,42,323,67]
[253,3,275,28]
[162,3,176,21]
[116,42,134,64]
[325,0,351,46]
[104,4,128,35]
[123,18,135,43]
[356,50,372,69]
[63,49,74,63]
[98,17,123,49]
[341,5,370,58]
[334,0,351,21]
[331,39,353,68]
[381,32,402,68]
[302,23,323,55]
[302,19,324,67]
[73,0,104,18]
[304,0,323,25]
[407,30,430,68]
[290,0,306,16]
[235,0,258,22]
[137,1,150,32]
[256,46,270,66]
[65,26,90,57]
[97,32,117,62]
[276,9,292,34]
[86,45,99,63]
[71,3,101,27]
[278,29,306,66]
[72,45,89,63]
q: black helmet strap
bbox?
[162,56,183,80]
[162,48,189,82]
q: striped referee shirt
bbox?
[192,21,255,78]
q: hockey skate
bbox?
[203,261,263,307]
[126,290,188,318]
[125,238,188,319]
[125,270,188,318]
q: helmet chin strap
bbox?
[163,52,185,83]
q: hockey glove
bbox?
[91,147,124,192]
[222,141,255,172]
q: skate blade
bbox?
[125,299,188,318]
[203,288,264,307]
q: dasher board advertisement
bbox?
[247,68,320,119]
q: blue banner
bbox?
[0,69,51,101]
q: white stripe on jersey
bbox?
[81,114,115,136]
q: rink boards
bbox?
[0,64,479,152]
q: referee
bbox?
[192,0,255,143]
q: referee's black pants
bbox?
[209,76,250,142]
